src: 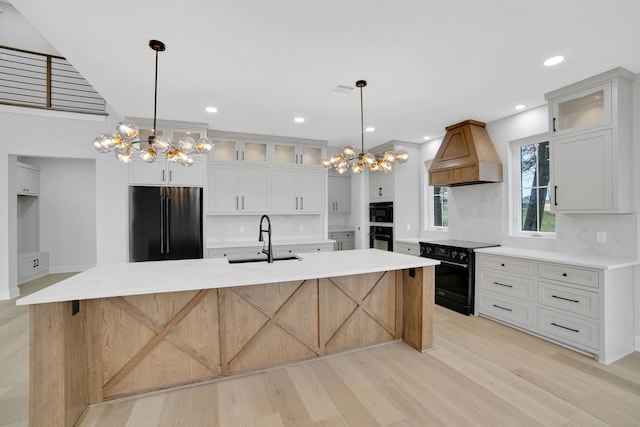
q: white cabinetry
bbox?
[328,175,350,213]
[476,252,635,364]
[545,68,634,213]
[16,162,40,195]
[208,138,268,163]
[394,241,419,256]
[369,172,394,201]
[207,164,269,214]
[271,167,324,214]
[329,231,355,251]
[129,157,205,187]
[18,252,49,284]
[273,143,324,167]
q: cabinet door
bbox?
[551,82,612,136]
[241,141,268,163]
[240,166,270,212]
[207,165,239,213]
[273,143,297,165]
[168,158,204,186]
[16,165,40,195]
[340,235,355,251]
[299,169,325,213]
[552,129,612,211]
[129,158,166,185]
[328,175,350,213]
[369,172,394,201]
[300,146,324,166]
[271,167,298,213]
[209,139,240,162]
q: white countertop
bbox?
[206,238,334,249]
[16,249,439,306]
[475,246,638,270]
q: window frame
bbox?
[424,160,448,231]
[509,133,556,238]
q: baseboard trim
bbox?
[49,265,94,274]
[1,287,20,301]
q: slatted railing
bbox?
[0,45,106,115]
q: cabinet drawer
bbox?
[477,293,534,328]
[538,263,599,288]
[538,282,599,319]
[394,242,419,256]
[537,308,599,350]
[303,243,333,253]
[274,245,304,258]
[206,248,242,259]
[477,270,535,301]
[477,254,535,277]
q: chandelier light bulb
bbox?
[196,137,213,154]
[116,151,132,163]
[383,151,396,163]
[178,136,196,154]
[395,150,409,163]
[141,147,157,163]
[116,121,140,141]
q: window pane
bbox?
[432,186,448,228]
[520,144,537,188]
[521,188,534,231]
[540,188,555,232]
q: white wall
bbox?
[0,2,59,55]
[0,106,126,299]
[20,157,97,272]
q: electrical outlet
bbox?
[407,223,411,231]
[596,231,607,243]
[298,224,304,231]
[240,226,245,233]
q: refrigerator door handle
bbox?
[160,196,165,254]
[166,196,171,254]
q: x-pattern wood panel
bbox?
[321,271,397,353]
[101,290,221,397]
[222,280,319,374]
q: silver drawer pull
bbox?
[492,304,512,312]
[493,281,513,288]
[551,322,579,333]
[551,294,579,303]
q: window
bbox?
[511,135,555,235]
[424,161,448,229]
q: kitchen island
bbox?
[17,249,438,427]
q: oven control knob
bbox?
[459,252,467,262]
[451,251,458,259]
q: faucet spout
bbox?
[258,215,273,263]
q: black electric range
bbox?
[419,240,499,315]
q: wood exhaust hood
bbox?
[428,120,503,186]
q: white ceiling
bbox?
[8,0,640,148]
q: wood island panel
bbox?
[28,266,434,426]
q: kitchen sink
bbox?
[227,255,302,264]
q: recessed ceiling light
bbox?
[365,127,375,132]
[544,56,564,66]
[515,104,525,110]
[423,136,431,140]
[205,106,218,113]
[294,117,305,123]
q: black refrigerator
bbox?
[129,186,203,262]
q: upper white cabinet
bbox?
[271,167,325,213]
[16,162,40,196]
[208,138,269,163]
[129,157,205,187]
[545,68,635,213]
[369,170,394,201]
[207,164,270,214]
[328,174,351,213]
[272,143,324,167]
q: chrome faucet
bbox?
[258,215,273,263]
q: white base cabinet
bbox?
[329,231,355,251]
[18,252,49,284]
[206,242,332,260]
[475,252,634,364]
[394,241,419,256]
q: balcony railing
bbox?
[0,45,106,115]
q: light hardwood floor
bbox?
[2,274,639,426]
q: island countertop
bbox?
[17,249,439,306]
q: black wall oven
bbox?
[370,225,393,251]
[420,240,499,315]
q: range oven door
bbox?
[434,260,473,315]
[369,226,393,251]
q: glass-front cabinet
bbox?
[208,139,268,163]
[272,143,324,166]
[550,82,612,136]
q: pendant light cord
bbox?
[360,84,364,153]
[153,48,159,137]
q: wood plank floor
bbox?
[1,274,639,426]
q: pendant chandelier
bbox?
[322,80,408,174]
[92,40,213,166]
